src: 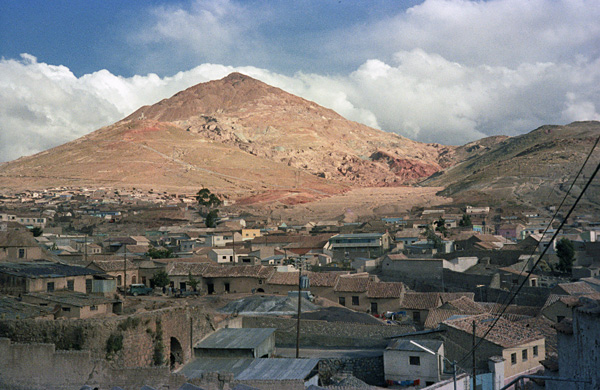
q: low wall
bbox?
[242,316,413,348]
[319,356,385,386]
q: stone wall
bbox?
[319,356,385,386]
[242,316,413,348]
[0,306,221,369]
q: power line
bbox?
[492,135,600,313]
[457,136,600,366]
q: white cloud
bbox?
[2,50,600,162]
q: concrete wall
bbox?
[384,348,442,386]
[501,339,545,380]
[242,316,414,348]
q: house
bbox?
[384,339,445,388]
[0,227,45,261]
[194,328,276,358]
[202,265,274,294]
[442,314,545,385]
[241,229,261,240]
[331,273,373,309]
[497,267,540,289]
[166,262,210,291]
[399,292,475,326]
[209,248,236,264]
[496,224,525,241]
[87,259,139,288]
[541,293,600,323]
[325,232,391,261]
[550,281,597,296]
[424,296,487,329]
[265,270,342,297]
[366,281,406,315]
[22,291,121,319]
[0,261,102,294]
[0,296,54,320]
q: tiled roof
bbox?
[366,282,405,298]
[202,265,274,279]
[334,275,371,292]
[424,309,461,329]
[167,262,211,276]
[438,292,475,303]
[482,303,540,317]
[441,296,485,313]
[554,281,597,296]
[443,314,544,348]
[0,229,40,247]
[283,234,334,249]
[517,316,557,356]
[267,271,343,287]
[401,292,441,310]
[89,259,138,271]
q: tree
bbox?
[187,272,199,291]
[206,209,219,228]
[151,270,170,288]
[30,227,43,237]
[434,217,448,237]
[424,224,444,250]
[459,214,472,227]
[145,247,176,259]
[556,238,575,273]
[196,188,221,210]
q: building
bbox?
[194,328,276,358]
[22,291,121,319]
[87,259,139,288]
[442,314,545,385]
[325,232,391,261]
[202,265,274,294]
[384,339,445,388]
[0,261,102,294]
[0,228,45,261]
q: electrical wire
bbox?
[456,135,600,366]
[491,135,600,314]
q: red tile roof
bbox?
[202,265,274,279]
[266,271,343,287]
[366,282,405,298]
[166,262,210,276]
[444,314,544,348]
[334,275,371,292]
[401,292,442,310]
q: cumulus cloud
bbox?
[2,50,600,162]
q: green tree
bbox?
[205,209,219,228]
[151,270,171,288]
[556,238,575,273]
[434,217,448,237]
[145,247,176,259]
[459,214,472,227]
[187,272,199,291]
[424,224,444,250]
[196,188,221,210]
[30,227,43,237]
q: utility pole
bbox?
[295,264,302,358]
[84,234,88,263]
[472,320,477,390]
[123,243,127,293]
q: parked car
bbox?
[128,284,153,296]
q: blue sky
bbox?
[1,0,600,161]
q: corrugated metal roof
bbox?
[235,358,320,381]
[196,328,276,350]
[180,358,254,378]
[0,261,101,278]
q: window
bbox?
[409,356,420,366]
[413,311,421,322]
[522,349,528,361]
[67,280,74,291]
[533,346,538,357]
[557,315,565,323]
[47,282,55,292]
[511,353,516,365]
[339,297,346,306]
[352,296,359,306]
[62,307,71,312]
[18,248,25,258]
[85,279,93,293]
[90,305,98,311]
[224,283,230,293]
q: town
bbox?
[1,185,598,390]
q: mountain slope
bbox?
[0,73,453,198]
[420,121,600,208]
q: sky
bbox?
[1,0,600,162]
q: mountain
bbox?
[420,121,600,209]
[0,73,453,199]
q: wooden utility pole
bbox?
[472,320,477,390]
[123,243,127,293]
[295,265,302,358]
